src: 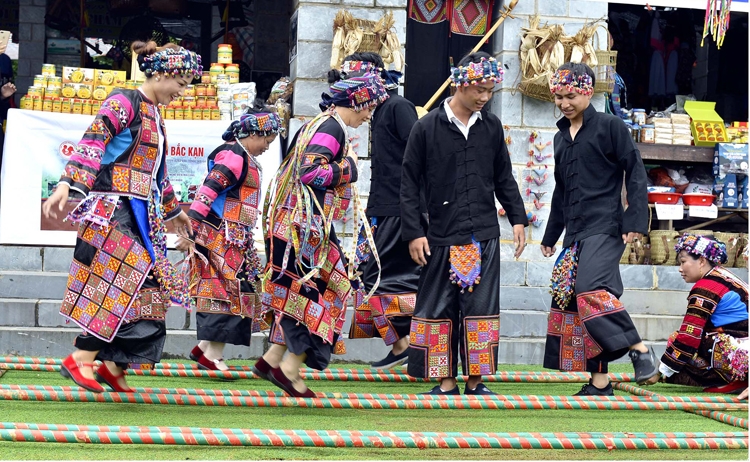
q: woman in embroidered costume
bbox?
[252,73,388,397]
[42,41,201,393]
[177,105,283,371]
[541,63,658,396]
[642,234,748,393]
[334,53,423,370]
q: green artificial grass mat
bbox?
[1,360,747,460]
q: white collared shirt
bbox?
[443,97,482,140]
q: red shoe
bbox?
[60,354,105,393]
[95,365,134,393]
[196,355,237,381]
[189,344,204,362]
[269,367,316,398]
[252,357,273,381]
[703,381,748,394]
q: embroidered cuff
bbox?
[162,195,182,221]
[60,165,95,196]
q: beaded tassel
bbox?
[549,242,579,309]
[449,238,482,293]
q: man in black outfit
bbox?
[400,51,528,395]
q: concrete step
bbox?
[0,326,667,366]
[0,271,68,299]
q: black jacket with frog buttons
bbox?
[400,101,528,247]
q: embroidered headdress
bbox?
[450,57,503,87]
[222,112,285,141]
[341,60,402,90]
[140,47,203,78]
[320,73,389,112]
[674,233,728,265]
[549,69,594,96]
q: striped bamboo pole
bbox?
[613,382,749,429]
[0,361,637,383]
[2,422,745,440]
[0,427,745,449]
[0,387,742,411]
[1,384,741,405]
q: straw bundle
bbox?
[331,10,403,72]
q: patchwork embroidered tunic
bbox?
[57,89,187,365]
[263,112,357,370]
[186,142,266,346]
[400,100,527,379]
[350,90,421,346]
[542,104,649,373]
[659,267,748,387]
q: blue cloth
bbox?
[712,290,749,327]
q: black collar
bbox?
[556,104,598,134]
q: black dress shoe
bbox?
[371,349,409,369]
[464,383,497,395]
[422,385,460,395]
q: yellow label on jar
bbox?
[52,99,62,112]
[183,107,192,120]
[61,99,72,113]
[28,86,45,98]
[217,44,232,64]
[174,108,184,120]
[166,107,175,120]
[45,86,61,98]
[82,101,92,115]
[34,75,47,87]
[20,96,32,110]
[211,108,220,120]
[42,98,53,112]
[61,84,76,98]
[92,86,108,101]
[202,108,211,120]
[72,101,83,114]
[32,97,43,111]
[42,64,56,77]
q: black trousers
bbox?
[407,238,500,379]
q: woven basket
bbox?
[593,26,617,94]
[519,76,554,103]
[736,233,748,268]
[620,236,648,265]
[649,230,680,266]
[355,18,383,53]
[714,232,740,267]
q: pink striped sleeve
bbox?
[309,132,341,155]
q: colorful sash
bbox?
[550,242,579,310]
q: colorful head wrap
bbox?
[674,233,728,265]
[549,69,594,96]
[222,112,284,141]
[139,47,203,78]
[341,60,402,91]
[450,57,503,87]
[319,72,389,112]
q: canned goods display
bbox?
[61,99,72,113]
[45,87,61,98]
[20,95,33,110]
[632,109,646,125]
[225,64,239,84]
[72,100,83,114]
[184,85,196,97]
[32,96,43,111]
[61,84,76,98]
[92,86,108,101]
[82,101,92,115]
[52,98,62,113]
[47,76,62,88]
[28,86,45,98]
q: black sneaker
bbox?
[464,383,498,395]
[574,381,614,396]
[422,385,460,395]
[371,349,409,369]
[629,347,658,384]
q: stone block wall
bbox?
[491,0,611,261]
[16,0,47,104]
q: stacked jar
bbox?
[217,74,232,120]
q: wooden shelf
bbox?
[638,143,714,163]
[648,204,748,213]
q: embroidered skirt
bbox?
[189,214,265,346]
[64,199,170,366]
[544,233,642,373]
[263,225,350,370]
[664,320,748,388]
[349,216,420,345]
[407,238,501,379]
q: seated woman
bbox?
[644,234,748,393]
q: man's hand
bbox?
[408,237,430,266]
[622,232,642,245]
[540,245,556,258]
[1,82,16,100]
[513,224,526,259]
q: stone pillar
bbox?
[491,0,609,262]
[17,0,47,102]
